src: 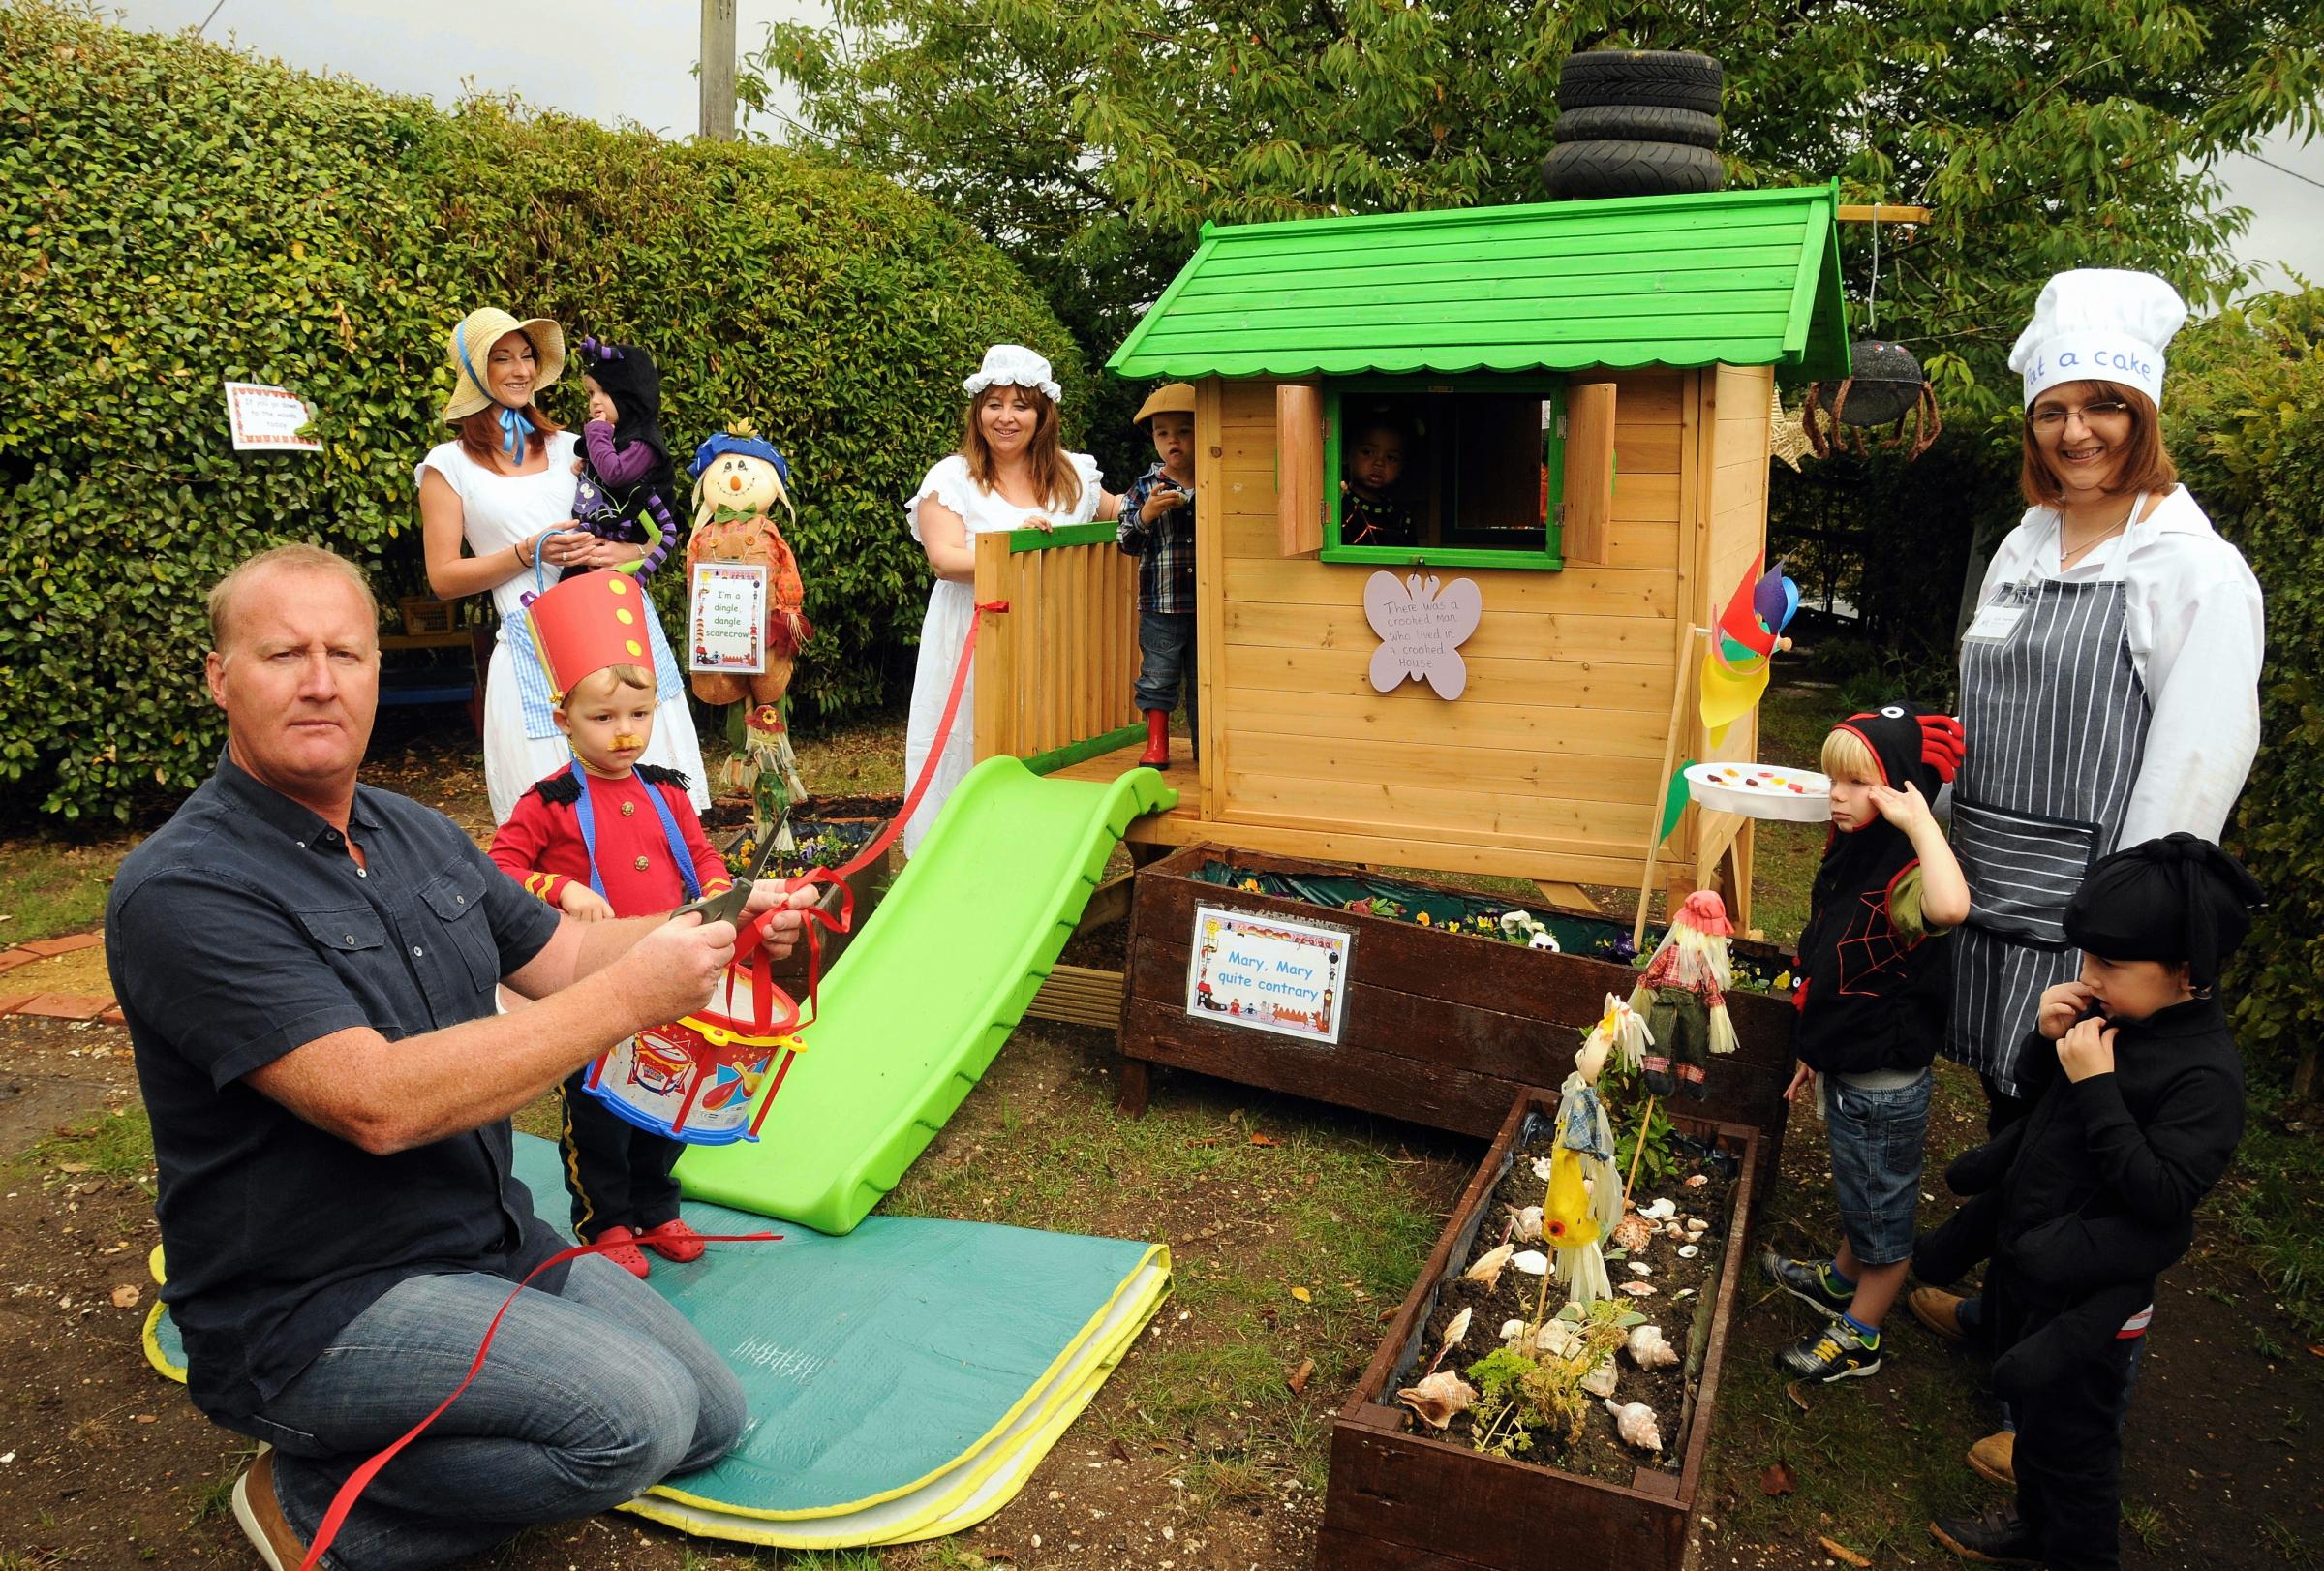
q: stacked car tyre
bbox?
[1541,49,1725,200]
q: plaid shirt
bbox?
[1117,462,1199,614]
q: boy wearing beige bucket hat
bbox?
[1116,381,1200,767]
[443,307,567,461]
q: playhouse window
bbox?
[1321,383,1566,570]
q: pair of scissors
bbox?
[671,814,789,926]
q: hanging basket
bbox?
[1804,339,1942,460]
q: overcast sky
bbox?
[112,0,2324,295]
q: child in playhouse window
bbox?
[1116,382,1200,768]
[488,572,738,1278]
[1920,835,2258,1571]
[1340,413,1420,548]
[1762,701,1971,1384]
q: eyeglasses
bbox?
[2028,399,2131,431]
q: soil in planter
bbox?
[1408,1129,1736,1485]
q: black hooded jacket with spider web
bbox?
[1792,703,1962,1078]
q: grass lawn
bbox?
[8,688,2322,1568]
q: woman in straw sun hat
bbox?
[418,307,708,823]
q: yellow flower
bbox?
[1416,912,1431,926]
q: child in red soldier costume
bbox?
[489,571,732,1278]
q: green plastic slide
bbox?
[676,756,1176,1234]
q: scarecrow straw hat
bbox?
[442,308,566,422]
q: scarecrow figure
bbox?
[1543,1006,1629,1313]
[1627,890,1740,1098]
[687,423,812,842]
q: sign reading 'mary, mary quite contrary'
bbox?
[1186,906,1351,1045]
[1364,571,1482,700]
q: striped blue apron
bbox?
[1945,524,2150,1096]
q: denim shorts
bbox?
[1825,1067,1933,1266]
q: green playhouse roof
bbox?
[1107,183,1851,382]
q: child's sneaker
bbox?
[1760,1249,1853,1316]
[1775,1318,1882,1381]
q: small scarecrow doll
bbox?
[686,424,813,842]
[566,337,682,580]
[1628,890,1741,1098]
[1541,999,1636,1313]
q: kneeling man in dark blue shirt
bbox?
[107,544,818,1571]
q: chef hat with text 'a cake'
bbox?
[2007,269,2188,410]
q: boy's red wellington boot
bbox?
[1138,708,1171,767]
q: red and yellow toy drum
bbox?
[584,911,805,1146]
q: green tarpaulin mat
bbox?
[145,1134,1171,1549]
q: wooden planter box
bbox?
[1318,1093,1759,1571]
[1116,845,1794,1191]
[710,796,903,992]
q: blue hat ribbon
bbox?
[456,322,536,462]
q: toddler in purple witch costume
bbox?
[564,337,682,580]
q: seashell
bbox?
[1511,1249,1550,1277]
[1605,1398,1664,1452]
[1626,1324,1680,1370]
[1640,1198,1678,1221]
[1684,1173,1710,1188]
[1619,1281,1657,1297]
[1685,1215,1709,1233]
[1397,1371,1478,1429]
[1499,1317,1529,1346]
[1580,1357,1620,1398]
[1442,1307,1474,1351]
[1664,1222,1688,1240]
[1510,1205,1544,1244]
[1533,1156,1555,1183]
[1463,1243,1514,1289]
[1610,1213,1654,1251]
[1628,1261,1653,1276]
[1677,1244,1700,1259]
[1535,1318,1580,1358]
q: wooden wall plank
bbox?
[1222,601,1674,667]
[1224,685,1670,755]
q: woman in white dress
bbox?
[417,308,709,824]
[902,345,1121,854]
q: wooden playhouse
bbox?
[972,182,1849,921]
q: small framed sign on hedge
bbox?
[1186,906,1351,1044]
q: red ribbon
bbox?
[298,1228,780,1570]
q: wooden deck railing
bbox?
[972,522,1145,773]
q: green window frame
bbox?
[1321,378,1568,571]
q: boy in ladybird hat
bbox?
[1116,382,1200,768]
[488,571,734,1278]
[1762,701,1971,1384]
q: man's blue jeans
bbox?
[233,1256,747,1569]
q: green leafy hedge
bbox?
[2168,291,2324,1096]
[0,3,1083,820]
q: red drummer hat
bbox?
[525,571,653,704]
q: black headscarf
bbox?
[574,338,670,467]
[2063,833,2263,990]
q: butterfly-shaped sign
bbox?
[1365,571,1483,700]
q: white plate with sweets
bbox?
[1684,761,1832,823]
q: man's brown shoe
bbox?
[1909,1286,1968,1342]
[1967,1429,2016,1488]
[232,1446,310,1571]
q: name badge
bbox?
[1962,600,2027,645]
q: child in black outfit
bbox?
[566,337,681,579]
[1762,702,1970,1382]
[1340,415,1419,547]
[1920,833,2260,1571]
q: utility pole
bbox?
[700,0,738,142]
